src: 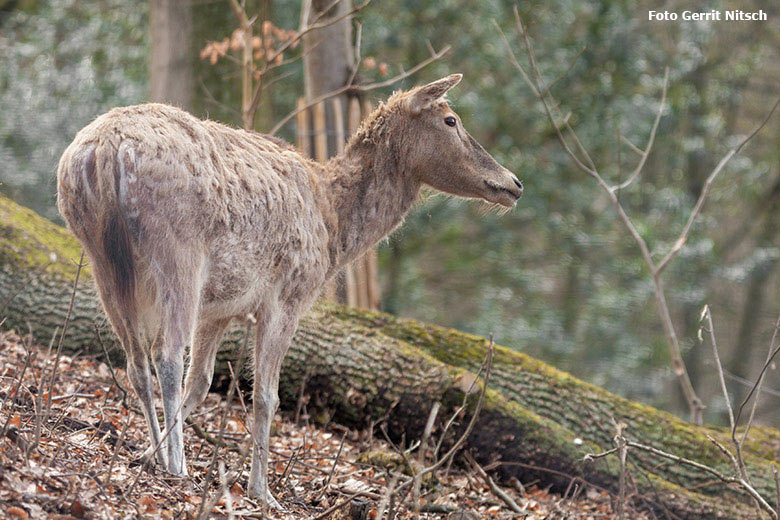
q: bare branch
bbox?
[315,431,347,501]
[0,339,33,439]
[740,311,780,446]
[655,96,780,276]
[103,413,132,487]
[612,68,668,192]
[701,305,735,431]
[249,0,371,114]
[543,46,586,96]
[396,335,494,494]
[735,311,780,443]
[412,401,440,516]
[465,451,523,513]
[615,423,628,520]
[268,44,451,135]
[503,7,714,422]
[348,22,363,87]
[620,135,644,156]
[94,324,129,411]
[773,464,780,520]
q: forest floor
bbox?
[0,328,632,519]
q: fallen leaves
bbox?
[6,505,28,518]
[0,328,630,519]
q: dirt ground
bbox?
[0,328,627,519]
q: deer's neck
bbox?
[324,139,420,273]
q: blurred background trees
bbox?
[0,0,778,425]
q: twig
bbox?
[612,68,668,192]
[654,96,780,276]
[218,461,235,520]
[543,46,586,96]
[348,22,363,86]
[196,320,250,519]
[294,366,311,425]
[737,310,780,445]
[412,401,439,516]
[395,336,494,497]
[195,359,243,520]
[45,252,85,415]
[433,359,486,460]
[379,425,414,479]
[700,306,735,431]
[94,324,129,411]
[27,253,85,459]
[0,339,33,438]
[313,491,362,520]
[502,8,717,423]
[124,411,182,500]
[615,423,628,520]
[315,431,347,501]
[247,0,372,120]
[465,451,523,513]
[274,446,299,489]
[377,473,400,520]
[27,325,59,460]
[187,419,239,451]
[773,464,780,520]
[268,44,451,135]
[103,412,132,487]
[582,445,620,462]
[628,439,775,518]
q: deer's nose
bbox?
[512,176,524,195]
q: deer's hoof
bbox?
[167,463,189,478]
[265,493,283,511]
[248,487,283,510]
[132,445,168,470]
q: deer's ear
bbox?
[406,74,462,115]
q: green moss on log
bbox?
[0,195,85,279]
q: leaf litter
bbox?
[0,329,629,519]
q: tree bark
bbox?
[300,0,380,309]
[149,0,194,110]
[0,193,777,520]
[302,0,353,156]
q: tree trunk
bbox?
[0,193,777,520]
[300,0,380,309]
[149,0,194,110]
[302,0,353,155]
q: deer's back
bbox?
[59,104,332,320]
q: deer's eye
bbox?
[444,116,457,127]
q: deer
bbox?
[56,74,522,508]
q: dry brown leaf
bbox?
[6,506,28,518]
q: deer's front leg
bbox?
[247,313,297,508]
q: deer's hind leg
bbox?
[89,261,167,468]
[150,250,206,477]
[181,318,231,422]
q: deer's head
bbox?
[395,74,523,207]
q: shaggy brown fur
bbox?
[56,74,522,507]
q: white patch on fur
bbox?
[117,141,140,219]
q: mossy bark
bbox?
[1,193,776,519]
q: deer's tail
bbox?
[57,135,137,324]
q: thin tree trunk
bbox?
[300,0,381,308]
[302,0,353,156]
[150,0,194,111]
[1,193,778,520]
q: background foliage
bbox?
[1,0,778,424]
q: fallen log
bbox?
[0,192,776,519]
